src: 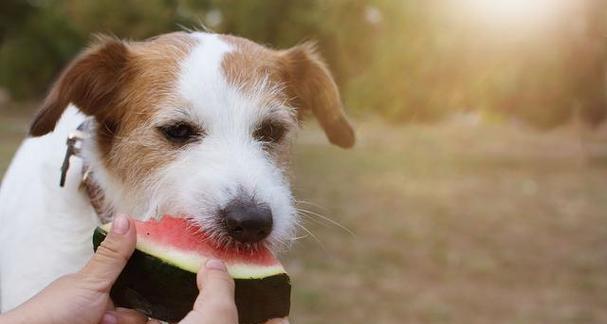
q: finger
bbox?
[180,259,237,324]
[115,308,150,324]
[80,215,137,291]
[101,308,149,324]
[195,259,235,307]
[105,298,115,312]
[265,318,290,324]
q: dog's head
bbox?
[29,32,354,250]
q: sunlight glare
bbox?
[461,0,564,29]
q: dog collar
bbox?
[60,120,112,222]
[60,121,89,187]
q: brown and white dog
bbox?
[0,32,354,312]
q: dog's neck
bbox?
[61,120,113,222]
[81,167,112,222]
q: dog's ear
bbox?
[281,42,355,148]
[30,36,130,137]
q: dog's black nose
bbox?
[221,199,273,243]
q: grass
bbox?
[1,106,606,323]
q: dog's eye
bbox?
[254,120,287,144]
[159,123,200,144]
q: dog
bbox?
[0,31,354,312]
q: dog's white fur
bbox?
[0,32,353,312]
[0,107,97,311]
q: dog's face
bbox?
[29,32,354,250]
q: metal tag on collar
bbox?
[59,123,90,187]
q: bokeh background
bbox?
[1,0,606,323]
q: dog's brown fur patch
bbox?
[220,35,354,149]
[29,36,131,137]
[220,35,285,94]
[280,43,355,148]
[30,32,197,186]
[102,32,196,185]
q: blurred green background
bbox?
[1,0,606,323]
[2,0,607,126]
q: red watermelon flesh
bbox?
[101,216,284,279]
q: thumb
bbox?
[265,319,290,324]
[79,215,136,291]
[180,259,238,324]
[101,308,149,324]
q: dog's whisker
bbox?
[294,199,328,212]
[290,234,309,241]
[297,212,328,226]
[296,208,355,236]
[295,223,327,252]
[296,212,342,234]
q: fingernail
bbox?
[206,259,227,271]
[101,312,118,324]
[111,215,129,235]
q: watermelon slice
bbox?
[92,216,290,323]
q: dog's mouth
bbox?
[124,215,279,267]
[170,215,273,254]
[199,229,270,255]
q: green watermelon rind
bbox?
[98,223,286,279]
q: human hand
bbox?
[0,215,140,324]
